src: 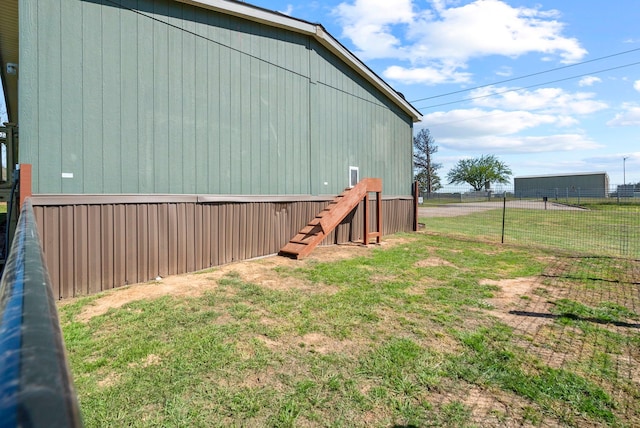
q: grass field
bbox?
[60,229,640,427]
[421,203,640,258]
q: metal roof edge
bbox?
[312,25,422,122]
[514,172,609,180]
[175,0,422,122]
[29,193,414,205]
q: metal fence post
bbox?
[578,187,581,205]
[413,181,419,232]
[501,193,506,244]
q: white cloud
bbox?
[383,65,471,85]
[334,0,414,59]
[421,108,602,153]
[470,86,608,115]
[438,134,601,154]
[607,103,640,126]
[424,108,558,138]
[578,76,602,87]
[450,134,601,153]
[279,4,294,16]
[335,0,587,85]
[634,80,640,92]
[584,152,640,164]
[495,66,513,77]
[335,0,414,25]
[407,0,586,63]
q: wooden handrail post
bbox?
[363,179,382,245]
[19,163,32,209]
[363,192,370,245]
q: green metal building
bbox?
[514,172,610,199]
[0,0,422,297]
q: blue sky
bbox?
[248,0,640,186]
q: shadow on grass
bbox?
[509,310,640,329]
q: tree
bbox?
[415,169,442,194]
[446,154,512,191]
[413,128,442,193]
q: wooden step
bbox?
[299,225,322,234]
[289,239,313,245]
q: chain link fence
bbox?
[418,185,640,259]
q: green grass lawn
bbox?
[422,204,640,258]
[60,232,640,427]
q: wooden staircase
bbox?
[279,178,382,259]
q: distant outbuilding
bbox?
[514,172,610,199]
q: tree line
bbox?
[413,128,512,193]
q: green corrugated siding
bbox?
[309,41,413,196]
[19,0,412,196]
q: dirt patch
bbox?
[73,237,410,322]
[76,274,217,322]
[97,371,121,388]
[481,277,539,309]
[305,242,374,262]
[480,277,558,336]
[128,354,162,369]
[256,331,363,357]
[414,257,455,268]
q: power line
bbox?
[416,60,640,110]
[409,47,640,104]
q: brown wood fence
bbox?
[32,197,414,299]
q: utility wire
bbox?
[416,60,640,110]
[409,47,640,103]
